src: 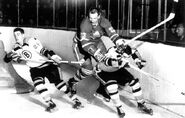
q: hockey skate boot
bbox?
[72,98,84,109]
[67,77,78,97]
[94,86,111,102]
[116,105,125,118]
[45,99,58,113]
[137,102,153,115]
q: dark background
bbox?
[0,0,184,45]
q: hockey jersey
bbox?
[80,16,120,56]
[13,37,49,68]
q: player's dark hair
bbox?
[13,27,24,34]
[88,7,101,17]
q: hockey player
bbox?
[67,7,126,100]
[67,6,153,115]
[4,28,83,112]
[68,34,110,101]
[71,35,153,117]
[94,45,153,117]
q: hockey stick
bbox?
[127,64,159,81]
[120,57,185,95]
[120,58,159,81]
[19,58,83,65]
[124,0,178,45]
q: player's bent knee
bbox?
[105,80,119,99]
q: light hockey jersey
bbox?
[14,37,49,68]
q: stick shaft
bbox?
[20,58,83,64]
[124,13,175,45]
[120,57,159,81]
[128,64,159,81]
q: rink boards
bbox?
[0,26,184,117]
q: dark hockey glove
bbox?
[134,58,146,69]
[4,51,21,63]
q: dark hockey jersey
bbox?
[80,16,120,56]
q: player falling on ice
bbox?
[4,27,83,112]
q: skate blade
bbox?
[45,107,58,113]
[138,109,153,116]
[118,114,125,118]
[73,104,84,109]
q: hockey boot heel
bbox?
[45,100,58,113]
[116,105,125,118]
[138,102,153,115]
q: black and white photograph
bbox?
[0,0,184,118]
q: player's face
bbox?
[14,31,24,45]
[176,25,184,37]
[89,12,100,25]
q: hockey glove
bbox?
[4,51,21,63]
[134,58,146,69]
[50,55,62,64]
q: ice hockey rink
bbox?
[0,62,184,118]
[0,27,185,118]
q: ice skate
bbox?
[137,102,153,115]
[72,98,84,109]
[116,105,125,118]
[67,77,78,97]
[45,100,58,113]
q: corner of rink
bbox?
[128,40,185,118]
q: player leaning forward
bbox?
[68,7,153,117]
[4,28,83,112]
